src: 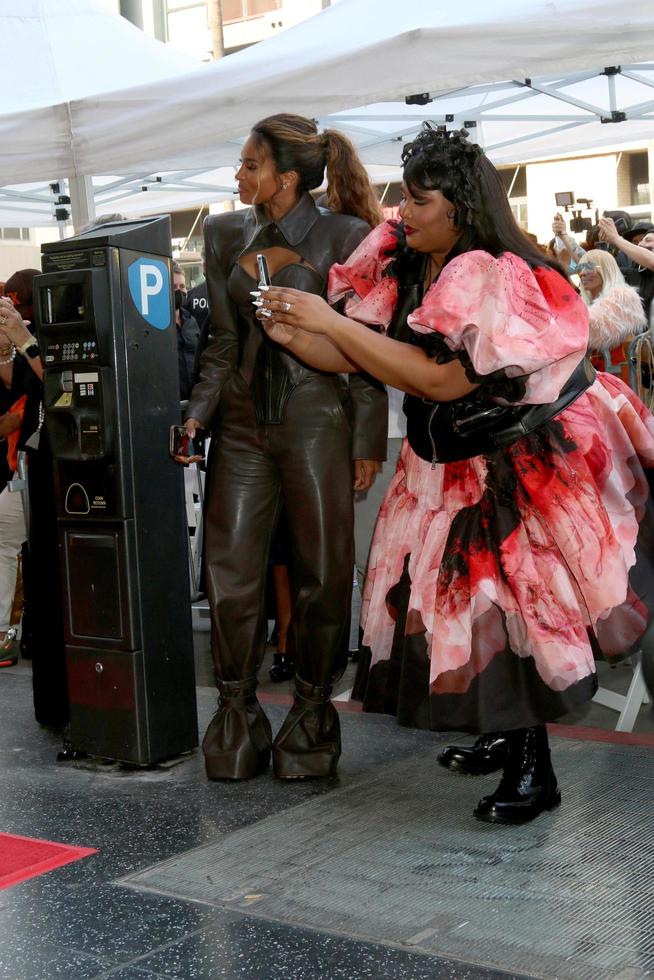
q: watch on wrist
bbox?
[17,335,39,358]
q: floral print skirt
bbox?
[355,374,654,733]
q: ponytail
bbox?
[251,114,383,229]
[322,130,384,228]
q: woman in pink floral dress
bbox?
[254,126,654,825]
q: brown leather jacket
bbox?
[186,193,388,460]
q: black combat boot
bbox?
[438,732,509,776]
[474,725,561,825]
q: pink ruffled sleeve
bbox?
[328,220,399,330]
[408,251,590,404]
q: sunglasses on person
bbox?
[577,263,600,273]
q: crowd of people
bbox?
[3,114,654,827]
[547,210,654,380]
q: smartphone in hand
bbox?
[256,253,271,287]
[169,425,206,463]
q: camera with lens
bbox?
[554,191,595,233]
[569,212,593,233]
[570,198,593,233]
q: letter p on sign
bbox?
[128,257,171,330]
[139,264,163,315]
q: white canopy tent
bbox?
[0,0,199,227]
[2,0,654,227]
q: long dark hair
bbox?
[401,125,563,276]
[251,113,383,227]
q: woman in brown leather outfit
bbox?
[185,114,386,781]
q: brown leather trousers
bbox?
[202,372,354,778]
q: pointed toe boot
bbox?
[474,725,561,825]
[438,732,509,776]
[272,676,341,780]
[202,677,272,781]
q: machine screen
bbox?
[42,284,87,324]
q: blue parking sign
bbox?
[127,257,171,330]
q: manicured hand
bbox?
[259,313,299,348]
[255,286,337,335]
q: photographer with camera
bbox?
[551,213,586,273]
[599,216,654,272]
[599,216,654,320]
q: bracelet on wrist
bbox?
[0,345,16,365]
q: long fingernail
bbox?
[258,285,270,292]
[250,290,261,297]
[252,300,264,307]
[258,309,272,318]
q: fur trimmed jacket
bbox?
[587,285,647,352]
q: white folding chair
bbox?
[593,653,650,732]
[183,451,211,633]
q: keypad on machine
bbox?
[50,340,99,361]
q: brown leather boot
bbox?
[272,675,340,780]
[202,677,272,780]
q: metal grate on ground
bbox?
[122,737,654,980]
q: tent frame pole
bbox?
[68,175,96,232]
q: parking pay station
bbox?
[37,216,198,765]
